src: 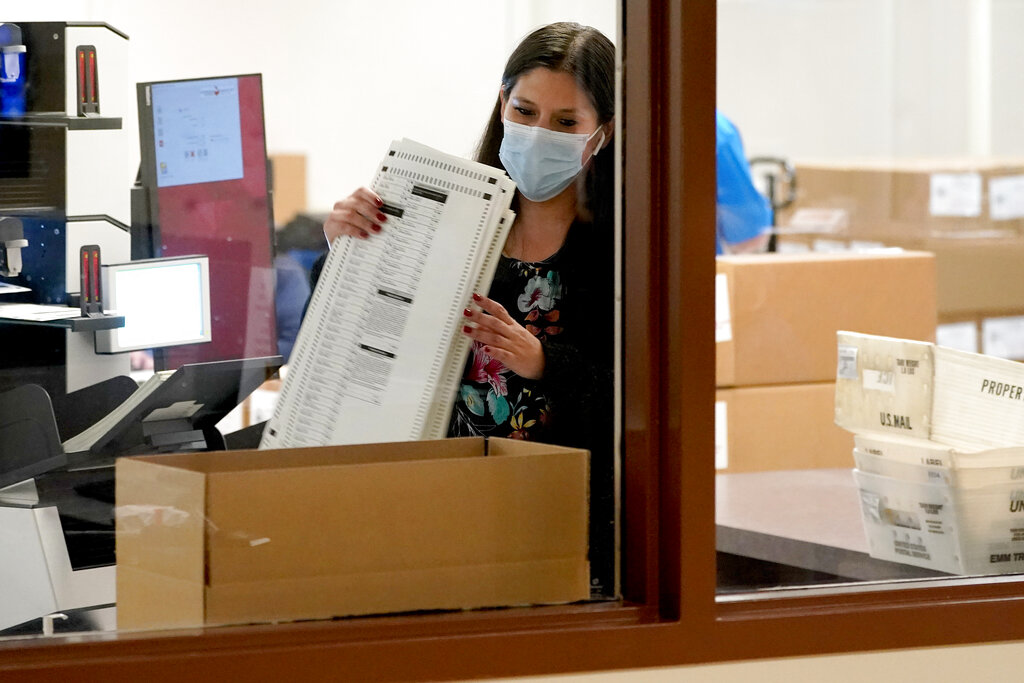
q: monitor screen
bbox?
[95,255,211,354]
[136,74,277,369]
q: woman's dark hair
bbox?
[477,22,616,227]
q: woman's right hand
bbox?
[323,187,388,244]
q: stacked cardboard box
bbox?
[776,159,1024,241]
[714,252,936,473]
[776,159,1024,361]
[837,331,1024,574]
[269,153,308,227]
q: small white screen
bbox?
[150,77,244,188]
[113,261,207,349]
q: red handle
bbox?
[91,249,100,301]
[78,51,86,104]
[89,51,97,103]
[82,250,90,302]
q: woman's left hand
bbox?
[462,294,545,380]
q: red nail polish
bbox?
[472,293,482,301]
[463,308,472,317]
[372,225,381,232]
[463,325,472,334]
[375,196,384,207]
[376,213,387,222]
[484,346,491,354]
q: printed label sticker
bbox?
[863,369,896,393]
[714,400,727,470]
[715,273,732,343]
[837,344,859,380]
[929,172,982,217]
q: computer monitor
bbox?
[135,74,277,369]
[94,255,211,354]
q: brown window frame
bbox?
[5,2,1024,681]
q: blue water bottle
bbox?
[0,23,27,117]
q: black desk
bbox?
[716,468,948,591]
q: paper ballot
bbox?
[260,139,515,449]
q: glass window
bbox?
[11,2,1024,680]
[716,0,1024,597]
[0,0,622,643]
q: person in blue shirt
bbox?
[716,111,773,254]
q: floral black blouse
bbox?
[448,253,566,441]
[447,219,613,455]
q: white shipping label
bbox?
[863,369,896,393]
[929,173,982,217]
[812,238,850,253]
[776,241,810,255]
[982,316,1024,360]
[715,400,728,470]
[837,344,859,380]
[785,207,849,234]
[860,491,883,523]
[715,273,732,343]
[936,321,978,354]
[989,175,1024,220]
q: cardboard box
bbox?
[774,236,1024,321]
[777,159,1024,241]
[116,438,589,630]
[715,382,854,473]
[716,251,937,387]
[911,239,1024,317]
[269,153,307,227]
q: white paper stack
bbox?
[260,139,515,449]
[836,331,1024,574]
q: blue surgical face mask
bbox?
[498,119,605,202]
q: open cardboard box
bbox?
[116,437,590,630]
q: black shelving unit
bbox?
[0,113,122,131]
[0,314,124,332]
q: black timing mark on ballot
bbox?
[380,203,404,218]
[412,185,448,203]
[378,289,413,304]
[360,344,397,359]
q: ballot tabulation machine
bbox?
[0,23,282,635]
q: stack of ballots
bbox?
[836,330,1024,574]
[261,139,516,449]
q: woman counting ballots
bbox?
[317,22,617,597]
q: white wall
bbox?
[990,0,1024,155]
[8,0,615,215]
[717,0,897,159]
[484,639,1024,682]
[718,0,1022,162]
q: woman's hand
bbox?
[462,294,545,380]
[323,187,388,244]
